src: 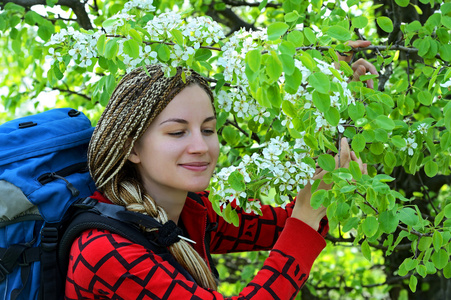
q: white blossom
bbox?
[45,48,62,65]
[417,123,429,135]
[440,79,451,89]
[401,137,418,156]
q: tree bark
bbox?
[2,0,93,30]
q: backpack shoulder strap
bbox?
[187,192,219,280]
[51,198,196,298]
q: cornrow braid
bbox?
[88,64,217,290]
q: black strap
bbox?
[0,244,40,300]
[187,192,220,280]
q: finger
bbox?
[352,65,366,82]
[338,138,351,168]
[346,40,372,49]
[352,59,378,75]
[362,163,368,175]
[351,59,378,89]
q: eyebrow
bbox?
[159,116,216,126]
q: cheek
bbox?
[210,140,220,161]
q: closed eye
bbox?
[202,129,216,135]
[168,131,185,137]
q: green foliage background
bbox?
[1,0,450,298]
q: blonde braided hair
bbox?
[88,65,217,290]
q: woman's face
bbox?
[128,84,220,197]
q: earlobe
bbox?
[127,139,141,164]
[128,149,141,164]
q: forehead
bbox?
[156,85,215,119]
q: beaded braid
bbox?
[88,65,217,290]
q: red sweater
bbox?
[65,191,328,299]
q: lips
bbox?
[179,162,209,172]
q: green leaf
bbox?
[384,151,397,167]
[348,102,365,121]
[284,11,299,22]
[157,44,171,62]
[267,22,289,40]
[352,16,368,29]
[4,2,25,12]
[222,126,240,146]
[439,44,451,62]
[379,211,399,233]
[398,207,419,227]
[266,84,282,108]
[343,217,359,232]
[418,91,432,106]
[318,154,336,172]
[287,30,304,47]
[375,115,395,130]
[279,54,295,75]
[170,29,184,46]
[282,100,296,118]
[246,49,261,73]
[309,72,330,94]
[444,262,451,279]
[194,48,212,61]
[284,68,302,93]
[97,34,106,56]
[326,25,351,41]
[104,38,119,59]
[128,28,142,43]
[431,249,448,270]
[304,133,318,150]
[409,275,418,293]
[312,91,330,113]
[228,170,246,191]
[362,216,379,237]
[433,230,443,251]
[424,160,438,177]
[303,27,316,45]
[311,189,327,209]
[37,22,55,42]
[325,107,340,126]
[417,264,427,278]
[377,16,394,33]
[123,39,140,59]
[351,134,366,152]
[266,52,283,83]
[395,0,409,7]
[52,64,63,80]
[419,236,432,251]
[418,38,430,57]
[349,161,362,181]
[391,135,407,148]
[445,203,451,218]
[361,240,372,261]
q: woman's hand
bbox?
[291,138,367,230]
[337,40,378,89]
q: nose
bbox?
[187,131,209,154]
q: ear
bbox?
[127,139,141,164]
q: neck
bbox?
[147,188,187,224]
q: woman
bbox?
[65,64,366,299]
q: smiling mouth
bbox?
[179,163,209,171]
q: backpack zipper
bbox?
[37,163,89,197]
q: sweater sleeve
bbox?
[201,192,328,254]
[65,223,326,300]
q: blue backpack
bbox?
[0,108,96,299]
[0,108,219,300]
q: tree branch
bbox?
[2,0,93,30]
[51,86,91,101]
[222,0,281,8]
